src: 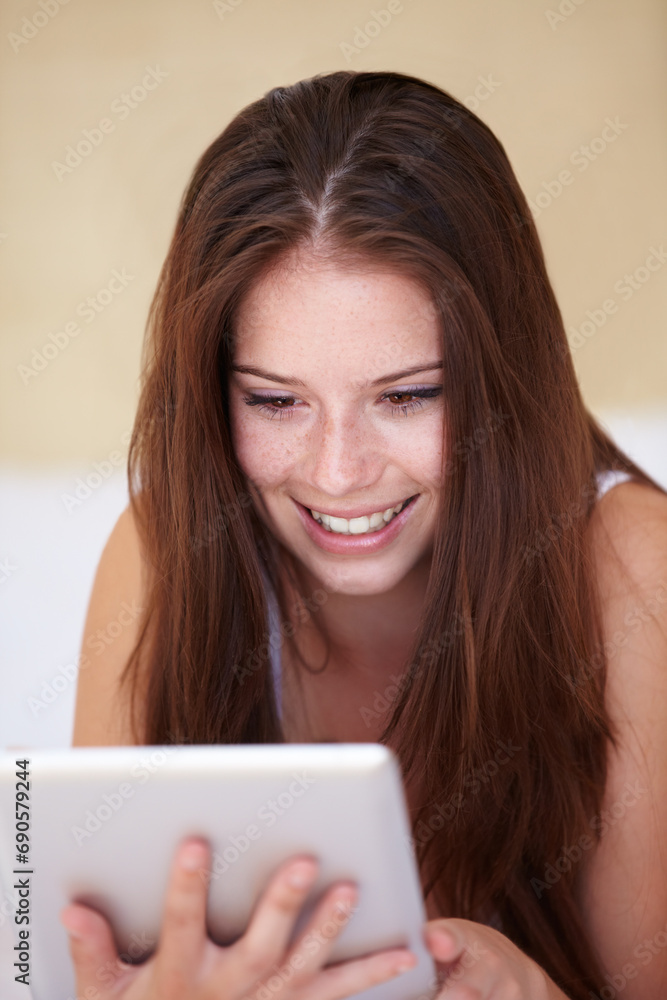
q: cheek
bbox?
[383,418,444,487]
[424,414,445,483]
[230,411,301,486]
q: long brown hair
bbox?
[122,70,665,998]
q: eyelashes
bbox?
[241,387,442,421]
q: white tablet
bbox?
[0,743,439,1000]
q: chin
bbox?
[294,552,423,598]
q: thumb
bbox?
[424,921,462,962]
[60,902,126,992]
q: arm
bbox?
[573,482,667,999]
[72,504,151,746]
[422,919,570,998]
[420,482,667,1000]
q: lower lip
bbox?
[293,496,419,555]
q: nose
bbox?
[306,408,383,499]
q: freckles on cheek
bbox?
[233,422,299,487]
[391,424,442,484]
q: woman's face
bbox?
[228,256,444,596]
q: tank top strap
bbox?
[259,567,283,720]
[595,468,634,500]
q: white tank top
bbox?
[595,468,634,499]
[265,580,282,720]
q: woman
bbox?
[62,70,667,999]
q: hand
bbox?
[423,918,566,999]
[59,837,418,1000]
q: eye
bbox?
[241,385,442,421]
[381,386,442,416]
[242,394,301,421]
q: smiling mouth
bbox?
[306,496,417,536]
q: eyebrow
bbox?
[230,362,443,389]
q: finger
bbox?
[233,855,320,977]
[424,923,470,987]
[424,922,465,964]
[317,945,418,1000]
[425,923,493,996]
[288,883,416,987]
[156,837,210,976]
[60,902,129,996]
[286,881,359,979]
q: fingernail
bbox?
[429,927,456,949]
[60,910,84,939]
[333,893,356,915]
[394,956,417,974]
[287,860,317,888]
[181,841,208,871]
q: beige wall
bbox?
[1,0,666,466]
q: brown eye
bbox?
[382,386,441,416]
[242,393,302,420]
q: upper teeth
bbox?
[309,499,411,535]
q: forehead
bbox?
[231,256,442,369]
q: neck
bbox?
[282,552,433,682]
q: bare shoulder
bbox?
[576,480,667,996]
[72,503,153,747]
[588,479,667,599]
[585,476,667,741]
